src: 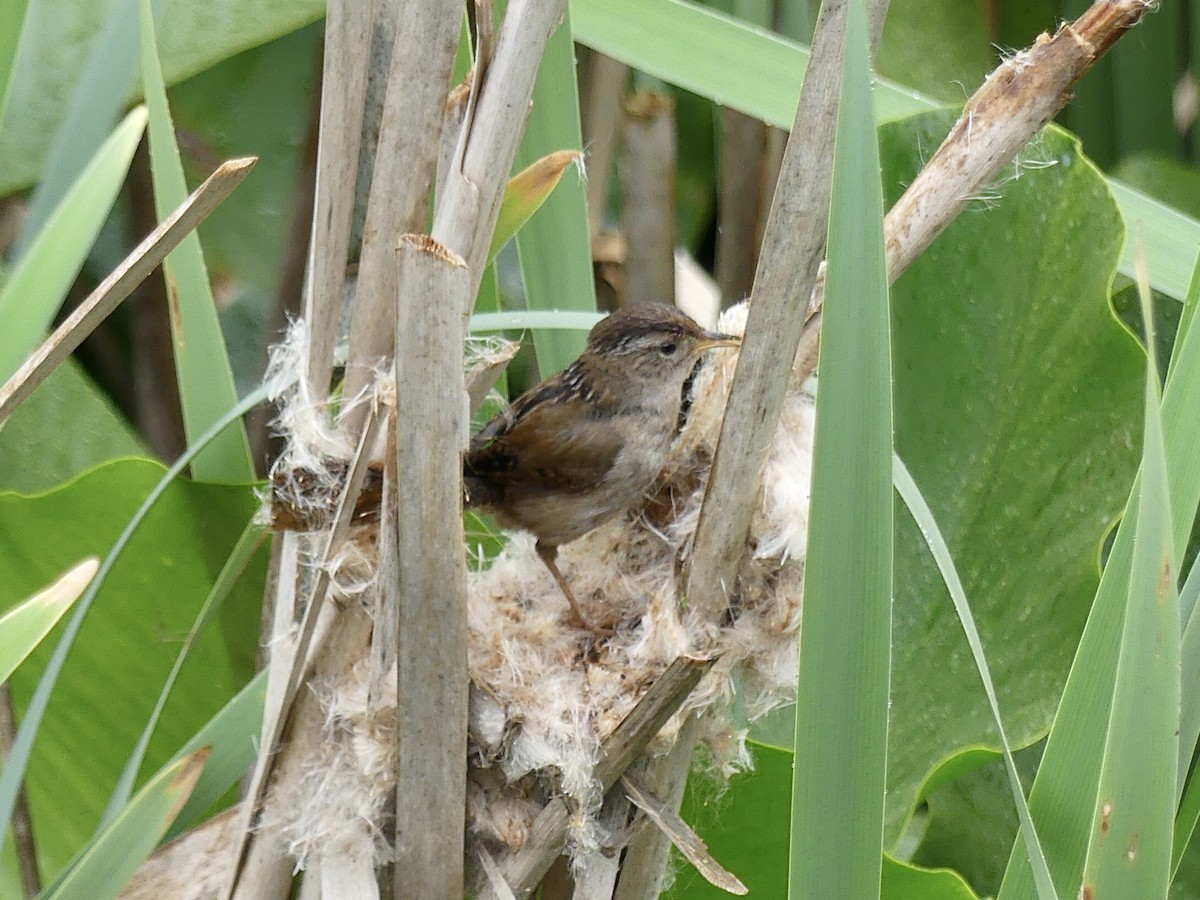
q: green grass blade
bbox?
[1179,549,1200,792]
[999,246,1200,898]
[41,748,209,900]
[569,0,1200,304]
[1078,260,1177,897]
[1169,236,1200,380]
[893,456,1058,900]
[137,0,252,482]
[469,310,603,333]
[513,9,594,376]
[101,521,265,825]
[1174,553,1200,879]
[789,2,891,896]
[8,0,148,260]
[0,107,147,382]
[1174,723,1200,875]
[0,378,280,853]
[0,0,29,134]
[0,558,96,685]
[165,667,266,841]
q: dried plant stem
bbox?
[611,713,703,900]
[224,408,384,899]
[620,91,677,307]
[392,235,471,895]
[0,686,39,898]
[300,0,373,398]
[794,0,1156,386]
[620,770,747,895]
[0,158,255,425]
[570,792,631,898]
[715,108,770,307]
[583,52,630,237]
[687,0,879,620]
[627,2,886,895]
[341,0,462,425]
[432,0,569,299]
[480,656,714,900]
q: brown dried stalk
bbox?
[0,158,255,424]
[478,656,714,900]
[796,0,1156,383]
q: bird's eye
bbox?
[658,342,678,356]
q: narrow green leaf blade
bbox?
[999,233,1200,899]
[102,522,264,825]
[0,0,29,133]
[0,107,147,382]
[790,2,892,896]
[1079,270,1177,897]
[894,457,1058,900]
[491,150,582,265]
[42,748,209,900]
[0,558,96,685]
[137,0,252,481]
[514,9,594,375]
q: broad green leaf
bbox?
[0,0,323,196]
[568,0,1200,303]
[42,747,209,900]
[0,459,263,874]
[790,2,892,896]
[0,106,146,382]
[874,0,992,102]
[0,358,145,494]
[514,9,594,375]
[883,111,1140,849]
[1115,153,1200,222]
[138,0,252,481]
[0,558,95,685]
[997,154,1200,900]
[895,457,1057,899]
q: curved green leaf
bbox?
[43,747,209,900]
[0,558,96,685]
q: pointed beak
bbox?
[694,330,741,353]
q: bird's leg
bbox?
[535,541,596,631]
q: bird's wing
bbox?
[466,388,622,493]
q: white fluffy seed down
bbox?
[256,302,815,874]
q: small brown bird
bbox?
[464,302,739,629]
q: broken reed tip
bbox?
[397,233,467,267]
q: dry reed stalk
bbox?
[0,158,255,424]
[431,0,570,295]
[392,234,471,894]
[715,108,771,306]
[609,1,887,895]
[341,0,462,429]
[619,91,677,307]
[583,52,630,238]
[795,0,1157,384]
[300,0,373,398]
